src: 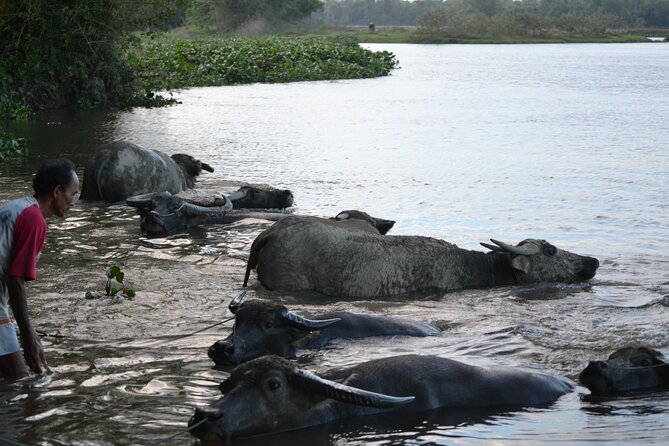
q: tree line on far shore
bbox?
[1,0,667,128]
[314,0,669,29]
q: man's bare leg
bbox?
[0,351,29,380]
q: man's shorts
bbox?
[0,321,21,356]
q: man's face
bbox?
[54,172,80,217]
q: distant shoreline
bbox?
[293,25,667,44]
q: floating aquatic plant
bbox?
[85,265,136,300]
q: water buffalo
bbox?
[207,293,440,366]
[126,191,233,235]
[189,354,574,443]
[228,185,294,210]
[126,186,295,236]
[579,347,669,395]
[243,212,600,298]
[80,141,213,203]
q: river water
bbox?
[1,43,668,445]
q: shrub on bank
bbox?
[0,132,25,161]
[128,35,398,91]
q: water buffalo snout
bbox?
[143,210,162,226]
[580,256,600,280]
[191,407,223,424]
[208,340,237,365]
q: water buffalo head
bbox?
[188,355,414,443]
[481,238,599,283]
[208,295,340,366]
[579,347,669,395]
[126,191,232,236]
[170,154,214,189]
[228,185,294,210]
[333,210,395,235]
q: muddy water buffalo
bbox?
[189,354,573,443]
[207,294,440,366]
[126,191,233,235]
[80,141,213,203]
[126,186,294,236]
[243,213,600,298]
[579,347,669,395]
[228,185,294,209]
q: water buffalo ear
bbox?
[511,255,531,274]
[374,218,395,235]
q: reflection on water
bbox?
[1,43,669,445]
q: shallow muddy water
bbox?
[1,43,668,445]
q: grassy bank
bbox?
[276,25,656,44]
[128,35,399,92]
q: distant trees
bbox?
[413,2,621,39]
[314,0,669,29]
[314,0,450,26]
[186,0,324,33]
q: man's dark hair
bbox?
[33,159,76,198]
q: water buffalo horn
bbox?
[181,197,233,216]
[228,291,247,314]
[126,193,156,207]
[490,239,540,256]
[294,368,415,409]
[282,310,341,330]
[480,242,503,252]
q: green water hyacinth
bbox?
[129,36,398,91]
[85,265,136,300]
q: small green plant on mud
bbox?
[85,265,136,300]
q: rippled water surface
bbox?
[1,43,669,445]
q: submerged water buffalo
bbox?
[80,141,214,203]
[126,191,233,235]
[189,354,574,443]
[126,186,294,235]
[243,212,600,298]
[228,185,294,209]
[579,347,669,395]
[208,293,440,366]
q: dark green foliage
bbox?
[0,0,189,117]
[131,36,398,91]
[1,1,132,112]
[0,131,26,161]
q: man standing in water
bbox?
[0,159,79,379]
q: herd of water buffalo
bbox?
[79,141,669,443]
